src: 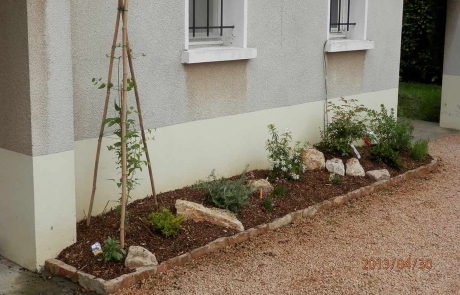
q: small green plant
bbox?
[273,179,287,197]
[101,237,126,263]
[266,124,308,181]
[261,196,274,212]
[411,139,429,161]
[329,173,342,185]
[315,98,368,156]
[370,144,403,170]
[192,168,252,214]
[148,207,184,237]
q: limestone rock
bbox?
[125,246,158,270]
[249,179,274,192]
[346,158,365,177]
[175,200,244,232]
[326,158,345,176]
[366,169,390,181]
[302,149,326,170]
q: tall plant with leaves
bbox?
[315,98,368,156]
[367,105,414,152]
[104,102,152,210]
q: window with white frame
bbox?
[183,0,257,64]
[328,0,368,40]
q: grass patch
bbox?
[398,82,441,122]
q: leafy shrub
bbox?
[261,197,274,212]
[315,98,368,156]
[192,169,252,214]
[392,118,414,152]
[411,139,429,161]
[274,185,287,197]
[367,105,414,152]
[400,0,447,84]
[273,178,287,196]
[101,237,126,263]
[370,144,403,170]
[266,124,307,181]
[148,207,184,237]
[329,173,342,185]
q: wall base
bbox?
[0,148,76,271]
[76,88,398,221]
[440,75,460,130]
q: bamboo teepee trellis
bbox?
[86,0,157,247]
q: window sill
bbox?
[182,46,257,64]
[325,39,374,53]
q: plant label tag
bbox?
[91,242,103,256]
[350,144,361,159]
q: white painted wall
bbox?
[440,0,460,130]
[74,88,398,220]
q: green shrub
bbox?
[148,207,184,237]
[367,105,414,151]
[411,139,429,161]
[266,124,307,180]
[315,98,368,156]
[101,237,126,263]
[329,173,342,185]
[400,0,447,84]
[192,169,252,214]
[370,144,403,170]
[261,197,274,212]
[274,184,287,197]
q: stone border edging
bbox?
[45,159,438,294]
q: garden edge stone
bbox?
[45,159,437,295]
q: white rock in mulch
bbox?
[346,158,365,177]
[125,246,158,270]
[175,199,244,232]
[302,149,326,170]
[249,179,274,192]
[366,169,391,181]
[326,158,345,176]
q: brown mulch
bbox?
[57,148,432,280]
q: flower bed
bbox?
[48,150,435,294]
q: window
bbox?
[189,0,234,44]
[325,0,373,52]
[329,0,355,37]
[182,0,257,64]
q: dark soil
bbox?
[58,148,432,280]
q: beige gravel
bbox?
[119,135,460,295]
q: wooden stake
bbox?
[86,1,123,226]
[120,0,130,248]
[126,33,158,208]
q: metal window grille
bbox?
[189,0,234,38]
[329,0,356,33]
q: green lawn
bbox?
[398,82,442,122]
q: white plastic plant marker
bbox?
[350,144,361,159]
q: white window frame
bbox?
[326,0,374,52]
[182,0,257,64]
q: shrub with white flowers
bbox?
[266,124,308,181]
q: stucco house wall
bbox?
[0,0,404,271]
[72,0,403,221]
[440,0,460,130]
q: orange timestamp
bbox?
[362,258,433,270]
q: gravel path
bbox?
[119,135,460,295]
